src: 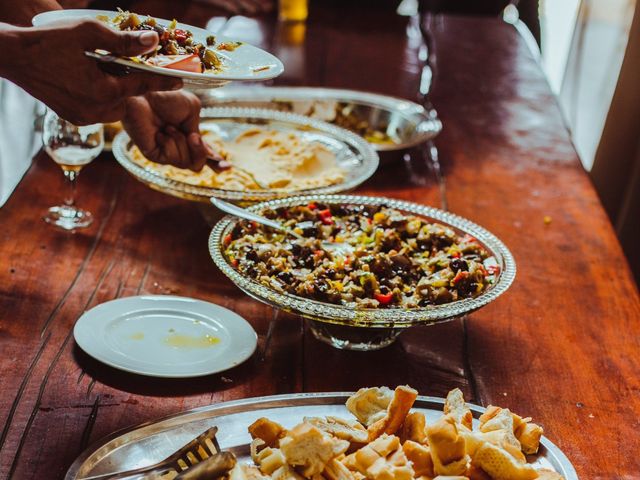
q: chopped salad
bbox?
[224,203,500,309]
[100,10,238,73]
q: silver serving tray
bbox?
[112,108,379,204]
[200,87,442,158]
[66,393,577,479]
[209,195,516,329]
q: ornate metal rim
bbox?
[112,108,379,203]
[209,194,516,327]
[201,86,443,152]
[65,392,576,480]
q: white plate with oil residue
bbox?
[74,295,257,377]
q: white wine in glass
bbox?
[42,110,104,230]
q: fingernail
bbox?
[139,31,158,47]
[171,81,183,91]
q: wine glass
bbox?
[42,110,104,231]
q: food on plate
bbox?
[99,10,232,73]
[283,101,396,145]
[224,203,499,308]
[129,128,345,191]
[235,385,562,480]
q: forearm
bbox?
[0,24,24,79]
[0,0,62,26]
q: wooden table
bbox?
[1,3,639,478]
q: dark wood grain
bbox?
[0,3,639,479]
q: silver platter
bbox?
[66,393,577,480]
[200,86,442,158]
[209,195,516,329]
[112,108,379,204]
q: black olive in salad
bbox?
[224,204,501,309]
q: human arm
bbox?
[0,19,182,125]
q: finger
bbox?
[187,133,209,172]
[165,125,191,168]
[122,96,157,153]
[116,73,183,98]
[82,20,159,57]
[145,91,201,131]
[153,131,183,167]
[178,92,202,135]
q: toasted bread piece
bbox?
[251,438,267,463]
[255,446,288,475]
[366,457,414,480]
[346,387,394,427]
[472,442,538,480]
[250,417,288,447]
[444,389,473,431]
[364,444,414,480]
[515,422,544,455]
[368,386,418,440]
[229,464,272,480]
[344,434,401,475]
[479,406,543,455]
[280,423,350,477]
[402,440,434,477]
[426,415,469,476]
[466,464,492,480]
[478,408,523,455]
[306,416,369,444]
[432,477,470,480]
[400,411,427,444]
[324,457,357,480]
[272,464,306,480]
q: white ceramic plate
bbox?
[32,9,283,87]
[74,295,258,378]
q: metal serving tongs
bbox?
[79,426,236,480]
[210,198,354,256]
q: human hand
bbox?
[122,91,212,172]
[1,19,182,125]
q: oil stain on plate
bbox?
[164,332,221,349]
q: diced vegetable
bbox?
[225,205,493,309]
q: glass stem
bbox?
[63,169,79,207]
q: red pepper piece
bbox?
[308,202,318,210]
[374,291,394,305]
[453,271,469,284]
[462,234,478,244]
[174,28,188,44]
[230,258,238,267]
[486,265,501,275]
[223,233,232,246]
[318,208,333,225]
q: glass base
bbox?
[43,205,93,231]
[308,320,404,351]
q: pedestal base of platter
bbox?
[308,320,403,351]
